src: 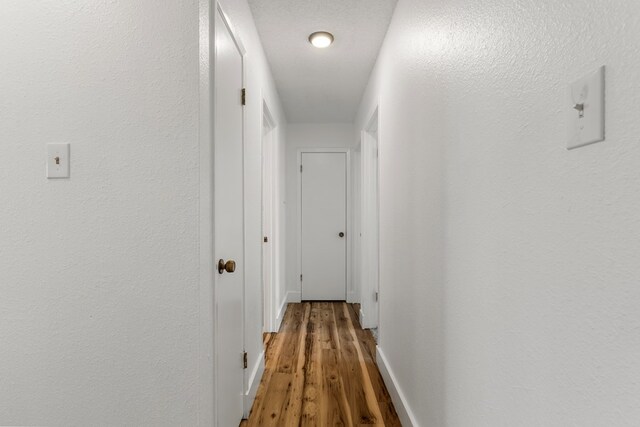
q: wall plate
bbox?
[567,66,605,150]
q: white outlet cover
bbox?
[47,143,70,178]
[567,66,605,150]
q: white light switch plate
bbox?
[47,143,70,178]
[567,66,605,150]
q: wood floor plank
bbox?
[301,303,324,426]
[276,304,307,373]
[246,304,299,426]
[332,302,379,425]
[340,303,385,424]
[242,302,401,427]
[322,347,353,426]
[280,303,311,425]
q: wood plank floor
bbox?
[240,302,401,426]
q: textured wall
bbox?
[0,1,200,425]
[0,0,287,424]
[357,0,640,425]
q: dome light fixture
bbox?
[308,31,334,48]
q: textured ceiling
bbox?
[248,0,398,123]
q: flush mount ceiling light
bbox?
[308,31,334,48]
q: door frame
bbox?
[296,148,352,301]
[261,100,277,333]
[359,105,381,332]
[352,143,362,306]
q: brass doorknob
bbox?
[339,232,345,238]
[218,259,236,274]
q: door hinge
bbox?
[300,164,303,173]
[241,88,246,106]
[300,274,303,282]
[243,351,248,369]
[263,236,268,243]
[375,291,379,302]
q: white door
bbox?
[214,8,244,426]
[301,152,347,300]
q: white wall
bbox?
[356,0,640,425]
[285,123,356,305]
[0,0,286,424]
[0,1,200,425]
[216,0,288,409]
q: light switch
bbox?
[47,143,70,178]
[567,66,605,150]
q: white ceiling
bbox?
[248,0,398,123]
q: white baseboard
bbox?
[275,296,288,331]
[359,308,365,326]
[376,346,419,427]
[244,349,265,418]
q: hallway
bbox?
[242,303,400,426]
[3,0,640,425]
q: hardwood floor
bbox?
[240,302,401,426]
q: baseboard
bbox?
[376,346,419,427]
[275,295,288,331]
[359,308,365,326]
[244,349,265,418]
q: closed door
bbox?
[214,8,244,426]
[301,152,347,300]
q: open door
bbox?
[214,5,245,426]
[360,108,380,332]
[262,106,276,332]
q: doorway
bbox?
[261,103,276,332]
[300,151,349,300]
[214,5,246,426]
[359,107,380,332]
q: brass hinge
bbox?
[375,291,379,302]
[300,164,303,173]
[263,236,268,243]
[243,352,248,369]
[241,88,246,106]
[300,274,303,282]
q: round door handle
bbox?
[339,232,345,238]
[218,259,236,274]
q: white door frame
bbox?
[352,143,362,306]
[296,148,351,301]
[359,105,381,332]
[261,100,277,333]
